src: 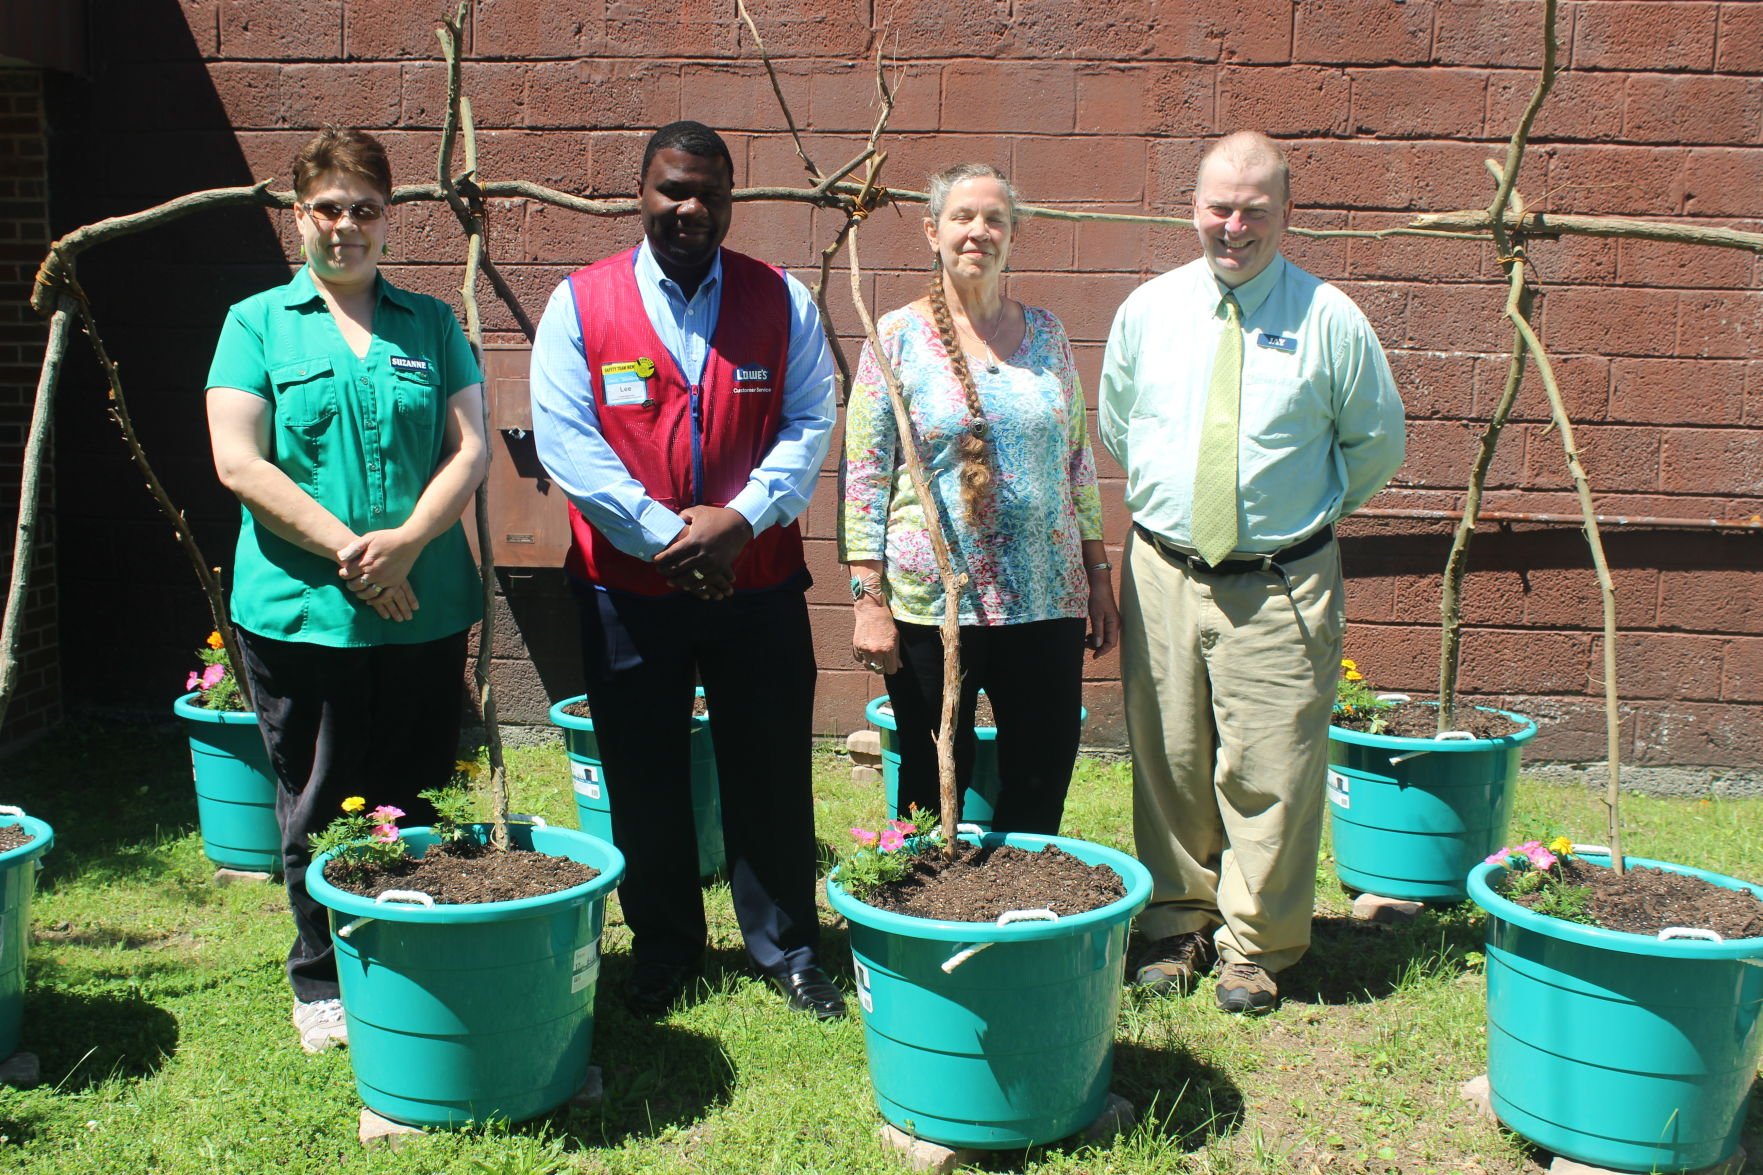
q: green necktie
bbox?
[1192,293,1243,567]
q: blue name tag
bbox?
[1257,333,1297,353]
[389,355,432,372]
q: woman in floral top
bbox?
[840,162,1119,834]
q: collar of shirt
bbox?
[633,239,723,386]
[1207,252,1286,321]
[279,265,419,317]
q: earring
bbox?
[381,241,390,256]
[298,243,306,259]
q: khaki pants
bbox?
[1120,529,1343,973]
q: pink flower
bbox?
[851,827,878,846]
[1525,846,1558,871]
[201,663,227,688]
[371,823,399,844]
[186,671,201,690]
[888,819,916,835]
[368,805,405,823]
[1484,849,1512,867]
[878,828,905,853]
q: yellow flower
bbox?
[206,630,225,650]
[454,759,484,779]
[1340,658,1358,671]
[340,796,366,813]
[1344,669,1365,682]
[1548,835,1573,857]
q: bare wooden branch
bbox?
[1489,0,1558,227]
[438,0,511,849]
[0,300,74,734]
[1412,209,1763,253]
[736,0,821,182]
[846,199,967,856]
[76,297,249,709]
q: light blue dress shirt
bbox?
[530,241,837,560]
[1098,254,1406,553]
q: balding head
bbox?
[1196,131,1290,205]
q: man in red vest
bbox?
[530,121,841,1019]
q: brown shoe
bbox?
[1215,961,1278,1014]
[1129,932,1215,995]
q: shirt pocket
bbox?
[392,360,440,417]
[1246,375,1321,446]
[269,357,338,432]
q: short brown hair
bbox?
[291,126,393,200]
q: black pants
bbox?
[886,617,1087,835]
[575,583,820,975]
[236,629,469,1003]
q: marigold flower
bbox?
[1341,658,1358,671]
[454,759,484,779]
[1548,835,1574,857]
[205,630,225,650]
[877,828,906,853]
[371,823,399,844]
[368,805,405,823]
[1343,669,1365,682]
[850,827,878,846]
[341,796,367,813]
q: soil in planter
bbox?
[323,840,598,904]
[1334,700,1523,739]
[0,824,30,853]
[562,696,708,720]
[864,840,1125,922]
[874,694,997,729]
[1506,858,1763,940]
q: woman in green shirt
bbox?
[204,127,486,1054]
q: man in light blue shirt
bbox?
[530,121,843,1021]
[1099,131,1405,1014]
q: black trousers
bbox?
[886,617,1087,836]
[575,583,820,975]
[236,629,469,1003]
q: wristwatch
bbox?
[850,572,884,603]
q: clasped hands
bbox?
[653,505,752,601]
[338,529,421,622]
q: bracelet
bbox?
[1086,561,1113,573]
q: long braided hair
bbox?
[923,162,1020,527]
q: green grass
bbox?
[0,719,1759,1173]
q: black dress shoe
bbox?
[624,960,700,1017]
[768,965,847,1020]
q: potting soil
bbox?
[865,840,1124,922]
[1508,858,1763,940]
[324,840,598,904]
[0,824,27,853]
[1334,701,1523,739]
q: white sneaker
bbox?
[292,998,348,1054]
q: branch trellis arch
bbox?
[8,0,1759,863]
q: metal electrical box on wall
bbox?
[468,344,571,568]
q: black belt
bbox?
[1134,523,1333,576]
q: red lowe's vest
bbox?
[565,247,803,596]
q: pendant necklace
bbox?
[970,304,1007,375]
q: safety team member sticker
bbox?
[601,356,657,406]
[1327,769,1350,809]
[731,365,772,395]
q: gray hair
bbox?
[926,162,1021,226]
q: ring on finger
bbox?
[691,569,706,581]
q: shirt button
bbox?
[367,463,379,472]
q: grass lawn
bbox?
[1,717,1759,1174]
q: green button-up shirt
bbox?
[206,267,483,646]
[1098,254,1406,553]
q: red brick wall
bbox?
[41,0,1763,777]
[0,68,60,745]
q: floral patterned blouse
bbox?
[839,303,1104,626]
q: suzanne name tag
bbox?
[601,360,651,406]
[389,355,432,373]
[1257,332,1297,353]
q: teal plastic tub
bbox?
[1469,854,1763,1172]
[826,831,1151,1148]
[0,807,53,1059]
[307,820,625,1128]
[867,694,1088,831]
[549,690,725,881]
[174,692,282,873]
[1327,705,1536,901]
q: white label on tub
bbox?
[1327,769,1350,809]
[570,941,600,993]
[853,958,873,1013]
[571,762,602,801]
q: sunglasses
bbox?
[300,199,385,224]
